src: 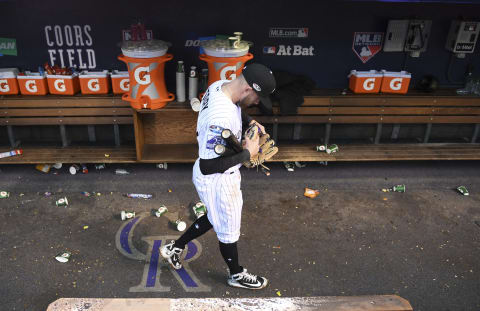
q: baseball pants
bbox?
[192,159,243,244]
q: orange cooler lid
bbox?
[17,71,46,79]
[79,70,109,78]
[348,70,383,78]
[111,70,129,78]
[0,68,19,78]
[381,70,411,78]
[46,73,79,79]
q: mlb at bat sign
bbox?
[263,44,315,56]
[352,32,384,64]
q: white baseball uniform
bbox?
[192,80,243,244]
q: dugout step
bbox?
[47,295,413,311]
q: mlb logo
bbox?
[298,28,308,38]
[263,46,276,54]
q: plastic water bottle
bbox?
[176,61,186,102]
[188,66,198,100]
[199,68,209,93]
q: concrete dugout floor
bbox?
[0,161,479,311]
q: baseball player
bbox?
[161,63,276,290]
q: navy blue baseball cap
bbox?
[242,63,276,109]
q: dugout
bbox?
[1,0,480,163]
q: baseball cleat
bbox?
[160,240,184,270]
[227,268,268,290]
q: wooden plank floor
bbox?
[2,143,480,164]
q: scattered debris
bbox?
[0,191,10,199]
[316,144,339,154]
[294,161,306,168]
[192,202,207,219]
[261,167,271,176]
[126,193,153,199]
[318,161,328,166]
[95,163,106,170]
[55,197,69,207]
[83,225,89,230]
[120,211,136,221]
[81,191,91,197]
[0,149,22,159]
[276,291,282,297]
[283,162,295,172]
[304,188,320,198]
[69,164,80,175]
[80,164,88,174]
[172,219,187,232]
[44,192,52,197]
[55,251,71,263]
[115,168,130,175]
[382,185,406,193]
[457,186,469,196]
[104,154,110,158]
[156,163,168,170]
[52,163,62,169]
[36,164,51,173]
[168,189,172,193]
[326,144,339,154]
[153,205,168,217]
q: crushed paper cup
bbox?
[304,187,320,198]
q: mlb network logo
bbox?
[263,46,276,54]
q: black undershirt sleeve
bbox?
[199,150,250,175]
[241,109,253,127]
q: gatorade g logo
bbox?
[0,80,10,92]
[363,78,375,91]
[87,78,100,91]
[134,66,150,85]
[120,78,129,91]
[220,65,236,80]
[390,78,402,91]
[25,80,38,93]
[54,79,66,92]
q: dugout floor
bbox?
[0,161,479,311]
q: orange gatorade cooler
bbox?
[47,73,80,95]
[199,36,253,88]
[380,70,411,94]
[0,68,20,95]
[111,70,129,94]
[348,70,383,94]
[79,70,111,95]
[118,39,174,109]
[17,71,49,95]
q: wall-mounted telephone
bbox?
[384,19,432,57]
[445,20,480,58]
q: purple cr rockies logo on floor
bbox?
[115,212,211,292]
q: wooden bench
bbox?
[250,89,480,161]
[0,95,136,163]
[2,90,480,164]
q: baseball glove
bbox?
[243,124,278,168]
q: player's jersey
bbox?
[196,80,243,172]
